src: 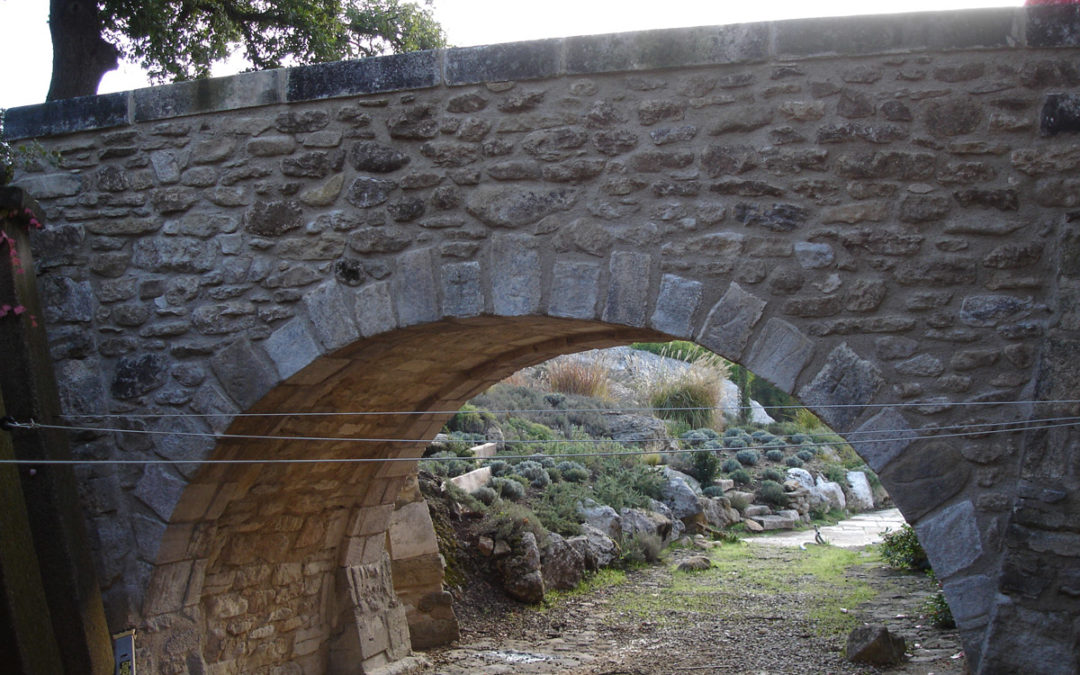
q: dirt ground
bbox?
[418,533,966,675]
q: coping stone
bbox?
[4,92,128,140]
[287,50,440,101]
[134,69,282,122]
[445,39,562,86]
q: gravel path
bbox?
[418,511,966,675]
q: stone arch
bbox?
[8,6,1080,672]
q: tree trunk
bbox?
[46,0,119,101]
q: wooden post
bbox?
[0,186,113,675]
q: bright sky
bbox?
[0,0,1022,110]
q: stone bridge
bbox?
[6,6,1080,673]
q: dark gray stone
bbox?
[798,343,883,431]
[393,248,439,326]
[734,202,808,231]
[349,141,411,173]
[112,353,169,399]
[846,625,906,666]
[959,295,1033,327]
[697,282,766,360]
[855,408,916,473]
[446,40,561,85]
[345,177,397,209]
[1041,93,1080,136]
[549,260,601,319]
[441,262,482,318]
[1027,5,1080,47]
[133,466,187,522]
[650,274,703,338]
[602,251,651,327]
[244,200,303,236]
[744,318,814,393]
[287,50,438,100]
[304,282,360,351]
[941,574,994,625]
[355,281,397,338]
[915,500,982,578]
[490,236,541,316]
[465,186,576,228]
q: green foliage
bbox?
[922,572,955,628]
[688,449,721,485]
[444,481,485,511]
[592,462,665,511]
[532,482,586,536]
[545,355,611,400]
[758,480,789,507]
[735,449,760,467]
[513,460,551,488]
[749,375,799,422]
[727,493,750,512]
[680,428,720,447]
[730,468,751,485]
[879,525,930,571]
[1,111,57,186]
[555,460,590,483]
[764,448,785,462]
[823,464,847,485]
[99,0,447,85]
[630,341,715,363]
[484,501,548,546]
[650,378,718,429]
[724,437,748,449]
[721,458,741,473]
[796,449,815,462]
[785,456,804,468]
[794,408,824,430]
[702,485,726,498]
[488,460,511,477]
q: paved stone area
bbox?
[749,508,906,549]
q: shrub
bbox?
[758,480,789,507]
[765,448,785,462]
[724,437,748,449]
[689,450,721,485]
[680,428,720,447]
[796,449,814,462]
[642,453,662,466]
[488,459,511,477]
[445,481,485,512]
[472,486,498,505]
[491,477,525,501]
[721,458,741,473]
[789,433,811,445]
[555,460,590,483]
[730,468,751,485]
[702,485,726,498]
[513,460,551,488]
[750,430,773,441]
[785,456,804,468]
[533,482,587,536]
[922,572,955,628]
[620,533,663,567]
[728,493,750,512]
[723,427,743,438]
[735,449,760,466]
[445,403,496,435]
[794,408,823,430]
[880,525,930,571]
[592,462,665,511]
[823,464,847,485]
[528,453,556,469]
[485,501,548,546]
[762,467,784,483]
[546,355,611,400]
[645,350,729,430]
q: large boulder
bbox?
[567,523,619,569]
[541,532,585,591]
[846,471,875,512]
[660,468,703,520]
[577,499,622,540]
[594,412,672,451]
[648,498,686,541]
[620,507,673,542]
[495,532,545,603]
[699,496,741,529]
[786,467,815,491]
[813,476,847,511]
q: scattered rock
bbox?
[541,533,585,591]
[677,555,713,572]
[496,532,545,603]
[846,624,907,666]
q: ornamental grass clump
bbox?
[545,354,612,400]
[641,347,730,430]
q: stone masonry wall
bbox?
[7,6,1080,674]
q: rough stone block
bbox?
[388,502,439,561]
[942,574,994,625]
[446,40,561,85]
[854,408,916,473]
[264,318,322,380]
[354,281,398,337]
[549,260,601,319]
[287,51,439,101]
[797,343,883,431]
[602,251,651,327]
[650,274,702,338]
[744,318,814,393]
[209,338,279,410]
[915,500,982,579]
[1026,5,1080,47]
[440,261,482,318]
[134,465,188,521]
[490,236,542,316]
[697,282,766,361]
[304,282,360,351]
[143,559,194,617]
[393,249,439,327]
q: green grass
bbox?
[541,568,627,610]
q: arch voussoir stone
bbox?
[11,7,1080,673]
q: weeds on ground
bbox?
[541,568,628,611]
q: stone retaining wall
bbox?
[7,6,1080,673]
